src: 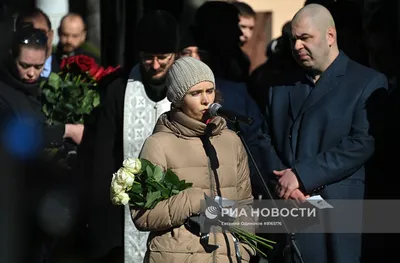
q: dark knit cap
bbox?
[195,1,239,27]
[193,2,241,50]
[135,10,180,54]
[179,26,198,50]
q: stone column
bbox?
[36,0,69,45]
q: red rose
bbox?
[75,55,96,72]
[94,66,121,81]
[93,67,105,81]
[67,56,76,65]
[60,58,67,70]
[60,56,76,70]
[103,66,112,75]
[103,65,121,75]
[88,64,101,77]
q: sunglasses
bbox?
[17,29,48,47]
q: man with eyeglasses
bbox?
[16,7,59,78]
[88,10,178,263]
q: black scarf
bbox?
[0,55,41,98]
[0,55,44,123]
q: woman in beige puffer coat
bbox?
[132,57,256,263]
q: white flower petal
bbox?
[123,158,142,174]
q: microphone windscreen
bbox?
[208,103,222,117]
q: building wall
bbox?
[36,0,69,45]
[234,0,305,39]
[231,0,304,72]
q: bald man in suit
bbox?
[263,4,387,263]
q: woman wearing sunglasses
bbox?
[0,25,84,155]
[0,25,84,263]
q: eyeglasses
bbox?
[140,53,174,66]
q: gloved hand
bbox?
[186,194,238,252]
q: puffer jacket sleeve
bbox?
[131,136,205,232]
[236,139,253,204]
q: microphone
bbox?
[208,103,254,126]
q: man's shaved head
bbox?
[290,4,339,75]
[292,4,335,35]
[60,13,85,30]
[58,13,87,54]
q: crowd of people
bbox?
[0,1,396,263]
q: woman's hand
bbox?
[64,124,84,145]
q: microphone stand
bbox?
[232,119,305,263]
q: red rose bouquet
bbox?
[41,54,121,125]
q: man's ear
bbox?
[327,26,336,47]
[82,29,87,42]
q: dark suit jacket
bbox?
[263,51,388,263]
[264,51,387,198]
[50,54,60,74]
[215,78,271,197]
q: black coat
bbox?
[0,59,66,263]
[0,59,65,156]
[85,77,126,258]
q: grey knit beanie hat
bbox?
[166,57,215,105]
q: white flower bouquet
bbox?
[110,158,192,208]
[110,157,276,256]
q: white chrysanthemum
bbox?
[123,158,142,174]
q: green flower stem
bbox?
[231,226,276,246]
[76,74,81,84]
[230,225,276,244]
[247,240,269,258]
[234,235,269,259]
[233,231,269,258]
[229,226,275,250]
